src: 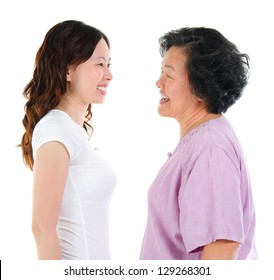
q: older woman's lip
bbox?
[159,96,170,104]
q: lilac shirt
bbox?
[140,116,256,260]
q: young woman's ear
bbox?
[66,67,72,82]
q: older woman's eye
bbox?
[164,72,172,78]
[160,70,165,77]
[160,70,172,78]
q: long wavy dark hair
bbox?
[20,20,110,170]
[159,27,250,114]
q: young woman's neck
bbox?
[55,94,88,126]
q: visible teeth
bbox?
[97,85,106,91]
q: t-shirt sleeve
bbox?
[179,145,244,253]
[32,118,78,160]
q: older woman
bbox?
[140,27,256,260]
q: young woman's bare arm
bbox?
[32,141,69,260]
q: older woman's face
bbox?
[156,46,200,122]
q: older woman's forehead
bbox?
[162,47,187,72]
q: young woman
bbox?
[20,20,117,260]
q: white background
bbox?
[0,0,273,264]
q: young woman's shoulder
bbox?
[32,110,84,160]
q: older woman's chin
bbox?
[158,107,171,118]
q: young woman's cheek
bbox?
[93,68,104,82]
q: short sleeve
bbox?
[32,117,78,160]
[179,145,244,253]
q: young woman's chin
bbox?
[90,97,106,105]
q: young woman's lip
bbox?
[96,85,108,90]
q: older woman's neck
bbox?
[179,108,221,138]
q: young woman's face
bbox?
[66,38,113,105]
[156,46,200,122]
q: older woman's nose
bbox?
[156,77,162,88]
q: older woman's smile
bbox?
[160,94,170,104]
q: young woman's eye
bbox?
[98,62,111,68]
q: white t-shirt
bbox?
[32,109,117,259]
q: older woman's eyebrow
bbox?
[163,64,175,71]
